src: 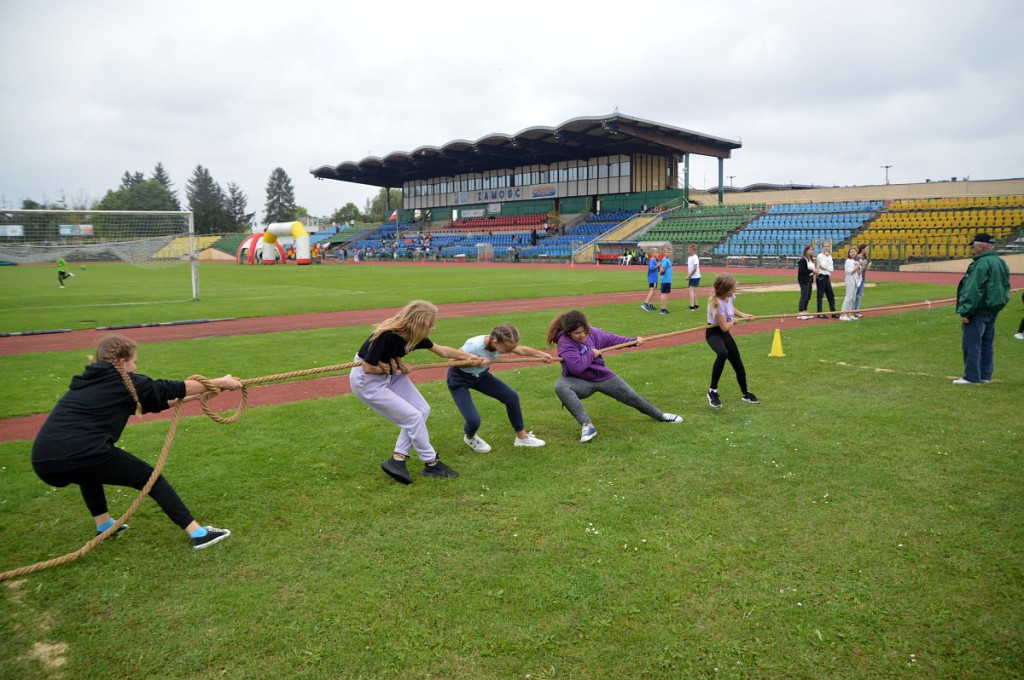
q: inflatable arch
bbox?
[237,233,286,265]
[263,221,311,265]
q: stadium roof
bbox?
[311,113,741,189]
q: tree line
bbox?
[19,165,406,234]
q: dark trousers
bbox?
[798,278,813,312]
[36,447,194,529]
[447,368,524,436]
[816,275,836,312]
[706,326,748,393]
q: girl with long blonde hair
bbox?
[350,301,486,484]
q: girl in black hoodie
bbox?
[31,335,242,550]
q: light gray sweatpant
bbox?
[554,374,664,425]
[349,362,437,462]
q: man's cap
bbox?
[973,233,995,244]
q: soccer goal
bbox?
[0,210,199,300]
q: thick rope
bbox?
[0,293,974,581]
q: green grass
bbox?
[1,266,1022,678]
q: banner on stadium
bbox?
[530,184,557,199]
[0,224,24,237]
[487,203,501,214]
[59,224,94,236]
[461,208,486,219]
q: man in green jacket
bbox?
[954,233,1010,384]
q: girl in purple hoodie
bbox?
[547,310,682,443]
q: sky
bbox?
[1,0,1022,220]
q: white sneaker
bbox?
[514,432,545,447]
[952,378,980,385]
[839,315,852,321]
[797,314,812,320]
[661,413,683,423]
[1015,333,1024,340]
[463,434,491,453]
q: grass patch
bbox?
[1,307,1022,678]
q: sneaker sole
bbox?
[514,440,546,447]
[742,399,760,404]
[707,396,722,409]
[380,462,412,484]
[580,432,598,443]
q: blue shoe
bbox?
[580,424,598,443]
[660,309,669,315]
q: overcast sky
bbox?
[1,0,1022,219]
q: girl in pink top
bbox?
[705,274,760,408]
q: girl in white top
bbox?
[840,246,862,320]
[446,323,553,452]
[686,243,701,311]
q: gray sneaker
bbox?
[381,456,412,484]
[422,459,459,479]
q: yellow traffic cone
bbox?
[769,329,785,357]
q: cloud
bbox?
[2,0,1022,215]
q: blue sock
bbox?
[97,519,114,533]
[189,526,208,539]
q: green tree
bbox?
[224,182,255,232]
[368,188,403,223]
[97,179,179,212]
[330,202,362,225]
[151,162,181,210]
[120,171,145,191]
[264,167,296,224]
[186,165,229,234]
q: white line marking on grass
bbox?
[819,359,996,382]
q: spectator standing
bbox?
[797,244,816,319]
[854,244,870,316]
[658,247,674,314]
[839,246,863,321]
[685,243,701,311]
[953,234,1011,384]
[815,241,839,318]
[641,248,660,311]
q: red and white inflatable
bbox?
[235,221,312,265]
[237,233,285,264]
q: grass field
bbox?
[1,263,1021,679]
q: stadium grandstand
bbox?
[306,113,1024,272]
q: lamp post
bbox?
[727,175,736,187]
[881,165,892,185]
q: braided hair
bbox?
[91,335,142,416]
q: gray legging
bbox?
[554,375,664,425]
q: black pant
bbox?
[447,368,524,436]
[706,326,748,393]
[36,447,194,529]
[798,278,813,312]
[816,275,836,313]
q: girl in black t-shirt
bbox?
[349,300,485,484]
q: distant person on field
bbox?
[854,244,870,315]
[686,243,701,311]
[839,246,863,321]
[641,247,660,311]
[953,233,1010,385]
[1015,291,1024,341]
[56,257,74,288]
[815,241,838,318]
[31,335,240,550]
[657,246,674,314]
[447,323,552,453]
[548,310,682,443]
[797,244,816,319]
[705,274,760,409]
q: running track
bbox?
[3,266,1016,442]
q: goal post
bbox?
[0,209,199,300]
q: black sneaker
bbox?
[707,389,722,409]
[191,526,231,550]
[742,392,760,404]
[97,523,129,538]
[421,459,459,479]
[381,457,412,484]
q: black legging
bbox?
[706,326,748,393]
[816,275,836,313]
[35,447,195,529]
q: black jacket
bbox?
[32,362,185,473]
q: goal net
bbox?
[0,209,199,299]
